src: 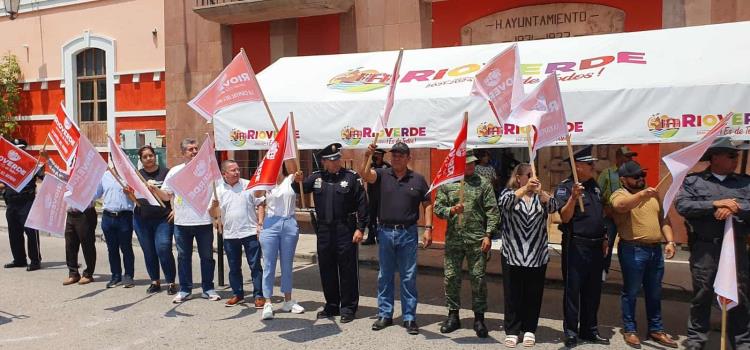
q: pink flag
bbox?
[428,116,467,194]
[0,138,40,192]
[187,50,265,122]
[714,217,739,310]
[247,117,296,191]
[25,175,68,236]
[508,74,568,159]
[48,103,81,164]
[108,136,160,206]
[64,134,108,211]
[662,114,730,217]
[373,50,404,132]
[45,157,69,182]
[164,136,222,216]
[471,44,524,124]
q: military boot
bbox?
[440,310,461,334]
[473,312,488,338]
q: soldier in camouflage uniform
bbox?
[434,150,500,338]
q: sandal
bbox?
[504,335,518,348]
[522,332,535,347]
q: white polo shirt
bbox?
[162,163,213,226]
[216,178,264,239]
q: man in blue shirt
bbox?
[97,170,136,288]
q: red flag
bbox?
[188,50,265,122]
[164,136,222,216]
[509,74,568,158]
[0,138,40,192]
[247,117,296,191]
[662,114,730,217]
[25,175,68,236]
[64,134,108,211]
[714,217,739,310]
[471,44,524,124]
[48,103,81,164]
[373,50,404,132]
[107,136,160,206]
[428,116,468,194]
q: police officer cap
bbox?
[563,145,597,163]
[389,142,410,155]
[618,160,646,178]
[700,137,750,161]
[465,149,478,163]
[318,143,342,161]
[12,138,28,149]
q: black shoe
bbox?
[4,261,26,268]
[580,333,610,345]
[316,309,340,319]
[404,320,419,335]
[106,278,122,288]
[371,317,393,331]
[167,283,178,295]
[440,310,461,334]
[564,335,578,348]
[340,314,355,323]
[26,263,41,271]
[146,283,161,294]
[473,312,488,338]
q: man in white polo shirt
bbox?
[211,160,265,308]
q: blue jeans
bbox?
[259,216,299,299]
[133,215,176,283]
[618,241,665,333]
[377,225,418,321]
[101,212,135,279]
[174,224,214,294]
[224,235,263,299]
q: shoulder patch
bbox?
[556,187,569,197]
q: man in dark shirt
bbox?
[2,139,42,271]
[294,143,368,323]
[554,145,610,348]
[360,142,433,335]
[675,137,750,350]
[362,148,390,245]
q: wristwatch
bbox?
[425,225,433,230]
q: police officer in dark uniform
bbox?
[554,145,610,348]
[675,137,750,350]
[2,139,42,271]
[362,148,390,245]
[294,143,368,323]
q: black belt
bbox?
[570,235,606,244]
[103,210,133,217]
[620,240,662,248]
[380,223,415,230]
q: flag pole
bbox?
[241,48,279,133]
[655,172,672,190]
[525,126,537,178]
[107,133,166,207]
[458,111,468,225]
[289,112,306,208]
[107,164,140,207]
[566,134,585,212]
[721,299,728,350]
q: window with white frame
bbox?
[76,48,107,122]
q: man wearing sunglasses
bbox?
[675,137,750,350]
[610,161,678,348]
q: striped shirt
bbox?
[498,188,560,267]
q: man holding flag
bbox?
[675,137,750,350]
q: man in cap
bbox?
[434,150,499,338]
[360,141,433,335]
[294,143,368,323]
[554,145,610,348]
[2,139,42,271]
[610,160,678,348]
[362,148,391,245]
[675,137,750,350]
[598,146,638,280]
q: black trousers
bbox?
[6,200,41,265]
[65,208,97,277]
[366,198,379,240]
[502,255,547,336]
[687,239,750,349]
[562,236,604,338]
[316,221,359,316]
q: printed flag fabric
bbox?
[45,157,70,182]
[164,136,223,216]
[25,175,68,236]
[108,136,160,206]
[48,103,81,164]
[428,116,468,194]
[471,44,524,124]
[520,74,569,158]
[714,217,739,310]
[64,134,108,211]
[0,138,40,192]
[247,117,296,192]
[373,50,404,133]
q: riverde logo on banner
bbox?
[340,126,427,145]
[229,128,280,148]
[477,122,503,144]
[7,150,20,162]
[647,112,748,139]
[328,68,391,92]
[193,161,208,177]
[475,121,584,144]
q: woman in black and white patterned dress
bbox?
[497,163,559,348]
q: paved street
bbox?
[0,233,725,350]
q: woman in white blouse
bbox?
[257,163,305,320]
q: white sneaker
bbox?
[201,290,221,301]
[262,303,274,320]
[172,291,191,304]
[281,300,305,314]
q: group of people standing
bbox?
[3,136,750,350]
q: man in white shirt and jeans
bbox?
[152,138,220,303]
[211,160,265,308]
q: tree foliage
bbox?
[0,52,21,137]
